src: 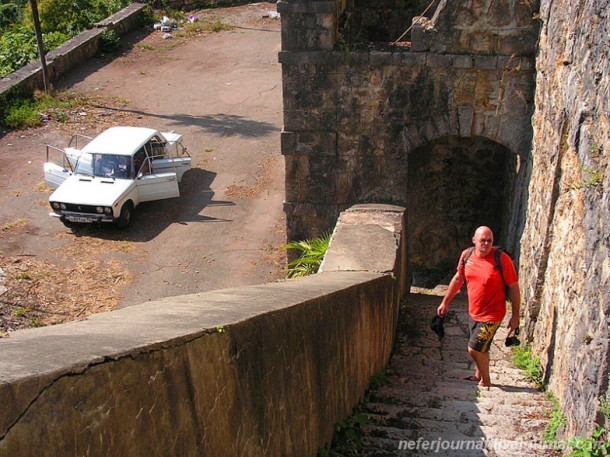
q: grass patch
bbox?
[14,271,32,280]
[136,43,155,50]
[543,393,566,442]
[0,90,84,129]
[13,306,31,318]
[179,17,233,36]
[513,344,544,390]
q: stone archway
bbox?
[407,136,516,287]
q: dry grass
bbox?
[0,253,132,335]
[0,230,136,336]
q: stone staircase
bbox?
[343,290,560,456]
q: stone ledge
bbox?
[279,50,535,70]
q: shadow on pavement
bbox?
[67,168,230,242]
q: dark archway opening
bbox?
[407,136,516,287]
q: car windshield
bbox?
[74,153,132,178]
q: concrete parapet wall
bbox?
[0,2,146,99]
[0,204,406,456]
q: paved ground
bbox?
[344,290,559,457]
[0,3,286,330]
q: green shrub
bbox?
[137,4,156,27]
[99,29,120,52]
[567,428,610,457]
[0,25,70,78]
[284,232,332,278]
[0,0,129,77]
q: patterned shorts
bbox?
[468,318,502,353]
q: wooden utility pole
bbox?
[29,0,49,92]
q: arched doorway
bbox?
[407,136,516,287]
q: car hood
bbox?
[49,175,134,205]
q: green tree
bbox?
[24,0,93,35]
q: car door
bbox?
[44,144,76,189]
[136,172,180,202]
[44,162,71,189]
[151,156,191,181]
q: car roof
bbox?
[81,127,160,156]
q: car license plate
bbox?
[66,215,94,223]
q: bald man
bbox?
[437,226,520,387]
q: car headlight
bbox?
[59,203,67,210]
[104,207,113,214]
[51,202,59,209]
[96,206,104,214]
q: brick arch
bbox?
[402,106,532,159]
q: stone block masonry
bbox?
[280,47,536,261]
[279,0,610,439]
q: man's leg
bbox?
[467,319,501,387]
[468,347,491,387]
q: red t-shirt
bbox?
[457,247,518,322]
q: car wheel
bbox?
[116,202,133,228]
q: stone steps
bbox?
[334,293,560,457]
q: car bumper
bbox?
[49,212,115,223]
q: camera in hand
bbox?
[504,327,521,347]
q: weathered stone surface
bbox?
[519,0,610,438]
[411,0,541,56]
[321,204,406,275]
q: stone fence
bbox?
[0,2,147,100]
[0,204,408,456]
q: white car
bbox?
[44,126,191,228]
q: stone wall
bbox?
[0,204,407,456]
[279,0,538,279]
[519,0,610,437]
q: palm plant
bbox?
[284,232,332,278]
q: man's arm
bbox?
[507,282,520,331]
[437,272,465,317]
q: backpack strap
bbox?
[495,247,506,286]
[461,247,475,272]
[495,247,512,301]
